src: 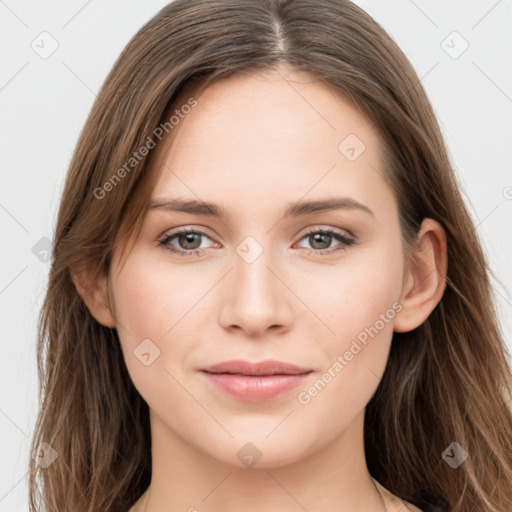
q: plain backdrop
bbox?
[1,0,511,510]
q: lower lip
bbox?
[201,371,312,401]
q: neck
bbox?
[135,409,386,512]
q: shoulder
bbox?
[404,504,424,512]
[373,478,424,512]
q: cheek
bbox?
[302,243,403,341]
[294,257,401,432]
[110,252,199,389]
[112,248,211,339]
[111,249,223,392]
[295,240,403,406]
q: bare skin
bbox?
[73,64,445,512]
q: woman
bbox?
[29,1,512,511]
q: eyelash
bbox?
[158,226,355,258]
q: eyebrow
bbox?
[148,196,374,219]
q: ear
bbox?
[70,265,116,328]
[394,218,448,333]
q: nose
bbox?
[218,246,294,337]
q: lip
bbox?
[200,359,313,401]
[201,359,312,376]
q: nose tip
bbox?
[218,253,294,336]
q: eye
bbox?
[295,227,355,255]
[158,228,217,257]
[158,226,355,258]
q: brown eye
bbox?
[175,232,202,250]
[159,229,214,257]
[307,232,333,250]
[297,228,354,255]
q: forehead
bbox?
[149,68,390,221]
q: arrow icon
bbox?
[134,339,161,366]
[338,134,365,161]
[236,441,262,468]
[442,442,468,468]
[236,236,263,263]
[32,236,52,262]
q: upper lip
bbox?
[200,359,312,376]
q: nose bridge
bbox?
[219,234,293,334]
[236,247,275,295]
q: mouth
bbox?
[200,359,313,376]
[200,359,313,401]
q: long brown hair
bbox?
[29,1,512,511]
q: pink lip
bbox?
[200,359,313,401]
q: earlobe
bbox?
[70,266,117,328]
[394,218,447,333]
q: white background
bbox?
[1,1,511,509]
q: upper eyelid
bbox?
[160,224,355,239]
[161,226,216,242]
[300,225,354,239]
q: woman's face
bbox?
[109,67,406,468]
